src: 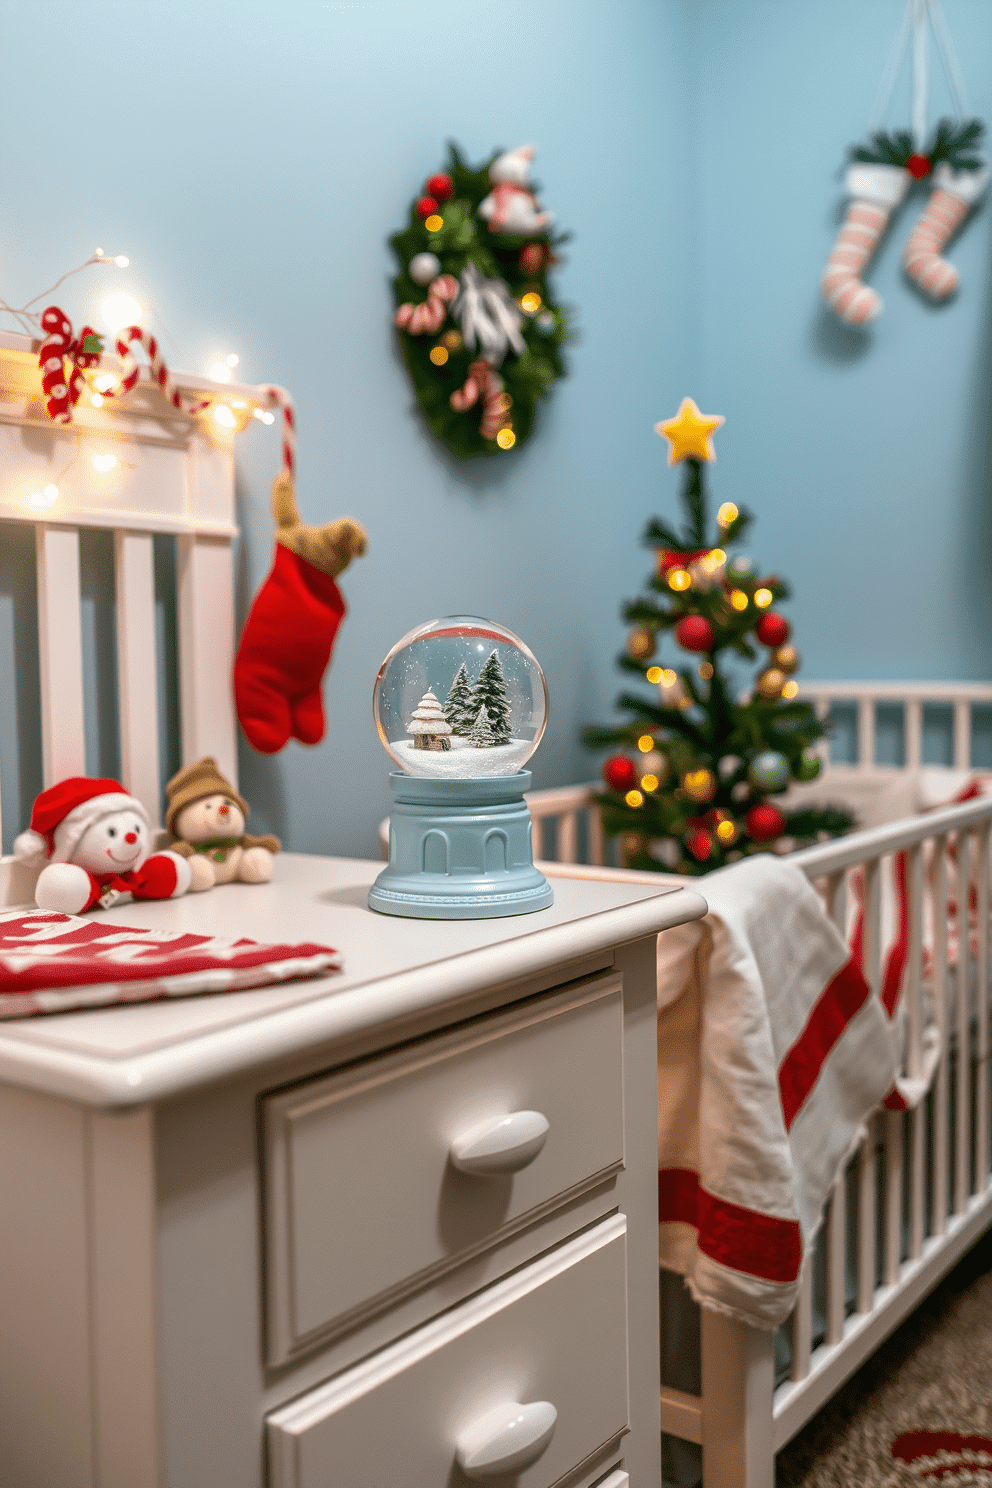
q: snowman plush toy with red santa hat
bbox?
[14,777,192,914]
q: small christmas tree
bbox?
[471,650,513,745]
[444,663,476,735]
[583,398,853,876]
[468,703,497,748]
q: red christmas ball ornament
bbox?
[686,828,713,862]
[427,173,453,204]
[755,612,790,648]
[415,195,439,220]
[519,242,548,276]
[603,755,638,793]
[746,804,786,842]
[907,153,932,180]
[674,615,715,653]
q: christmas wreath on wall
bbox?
[390,143,571,458]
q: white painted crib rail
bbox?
[542,795,992,1486]
[798,679,992,770]
[0,332,264,906]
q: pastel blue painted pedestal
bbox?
[368,771,554,919]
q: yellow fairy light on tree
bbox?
[641,774,659,792]
[627,628,655,661]
[637,734,655,753]
[754,587,773,608]
[625,789,644,808]
[708,548,727,566]
[429,345,448,365]
[667,568,692,592]
[716,818,738,843]
[496,428,516,449]
[730,589,749,611]
[717,502,739,527]
[681,768,716,803]
[425,214,443,232]
[520,292,542,313]
[646,666,662,683]
[781,679,799,699]
[699,661,714,680]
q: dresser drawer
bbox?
[266,1214,628,1488]
[262,974,623,1363]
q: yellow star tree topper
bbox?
[654,397,725,465]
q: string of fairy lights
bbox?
[1,249,277,510]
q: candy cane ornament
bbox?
[256,385,296,476]
[450,359,510,440]
[394,274,458,336]
[821,164,910,325]
[903,163,989,299]
[113,327,211,417]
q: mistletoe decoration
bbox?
[850,116,984,176]
[390,143,571,459]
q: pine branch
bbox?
[643,516,689,550]
[785,806,855,839]
[615,691,708,746]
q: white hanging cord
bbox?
[928,0,970,120]
[868,0,913,132]
[912,0,929,148]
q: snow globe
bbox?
[368,617,554,918]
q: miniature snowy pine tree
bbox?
[444,663,476,735]
[472,650,512,744]
[468,703,497,747]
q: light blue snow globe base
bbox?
[368,771,554,919]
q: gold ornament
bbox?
[424,214,443,232]
[621,832,646,860]
[781,679,799,699]
[626,628,655,661]
[654,397,726,465]
[429,345,449,366]
[442,329,463,352]
[496,428,516,449]
[774,644,799,673]
[756,668,786,700]
[729,589,749,612]
[681,768,716,804]
[667,567,692,592]
[699,661,714,680]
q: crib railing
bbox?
[797,680,992,770]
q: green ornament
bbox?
[795,750,822,782]
[748,750,789,792]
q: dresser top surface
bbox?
[0,853,705,1108]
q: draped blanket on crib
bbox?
[656,855,897,1330]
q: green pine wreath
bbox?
[390,143,572,459]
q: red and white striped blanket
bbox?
[0,910,342,1018]
[656,855,897,1329]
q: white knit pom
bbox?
[13,829,48,868]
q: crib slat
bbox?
[826,870,846,937]
[557,810,578,865]
[904,697,923,770]
[953,699,971,770]
[814,697,831,765]
[883,1109,903,1285]
[863,857,882,999]
[36,524,86,786]
[790,1261,813,1382]
[114,532,161,825]
[906,845,923,1082]
[909,1105,925,1260]
[176,535,238,785]
[826,1174,846,1345]
[588,803,605,867]
[955,827,972,1213]
[976,823,990,1189]
[857,1118,877,1312]
[932,834,950,1237]
[857,697,875,770]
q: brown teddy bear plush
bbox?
[166,758,281,892]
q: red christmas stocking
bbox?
[233,472,366,755]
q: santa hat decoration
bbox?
[13,777,149,869]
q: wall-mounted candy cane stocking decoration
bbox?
[821,0,986,325]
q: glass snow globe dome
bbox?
[374,617,548,779]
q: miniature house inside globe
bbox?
[373,617,548,779]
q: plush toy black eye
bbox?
[107,826,117,838]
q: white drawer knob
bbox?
[449,1110,550,1175]
[455,1399,557,1478]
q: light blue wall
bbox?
[0,0,694,856]
[1,0,990,857]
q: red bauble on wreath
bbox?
[415,195,439,219]
[427,173,453,203]
[603,755,638,793]
[755,612,790,648]
[746,803,786,842]
[674,615,715,652]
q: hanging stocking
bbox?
[903,162,989,299]
[822,164,910,325]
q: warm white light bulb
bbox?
[94,246,104,257]
[209,363,232,383]
[253,408,275,424]
[30,485,59,507]
[225,353,239,368]
[101,293,143,333]
[213,405,237,428]
[94,374,118,393]
[92,453,119,472]
[115,255,129,268]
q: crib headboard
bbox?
[0,331,266,905]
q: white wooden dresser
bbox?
[0,854,705,1488]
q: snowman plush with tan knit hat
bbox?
[166,757,281,892]
[478,144,554,235]
[14,776,192,914]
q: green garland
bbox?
[390,143,572,459]
[850,116,984,172]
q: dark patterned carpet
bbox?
[776,1230,992,1485]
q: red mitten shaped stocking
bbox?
[235,472,366,755]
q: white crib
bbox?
[527,684,992,1486]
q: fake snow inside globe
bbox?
[374,617,548,779]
